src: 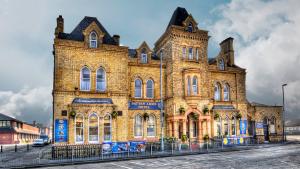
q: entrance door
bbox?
[263,118,269,141]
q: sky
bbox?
[0,0,299,126]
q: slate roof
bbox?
[0,113,20,122]
[128,49,160,60]
[250,102,282,107]
[58,16,117,45]
[168,7,189,28]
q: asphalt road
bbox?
[39,143,300,169]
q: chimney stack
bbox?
[113,34,120,45]
[55,15,64,37]
[220,37,234,66]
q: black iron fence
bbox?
[0,137,276,168]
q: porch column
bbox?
[168,121,172,137]
[174,120,179,139]
[182,119,187,136]
[207,119,211,138]
[198,120,203,142]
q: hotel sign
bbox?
[128,101,161,110]
[55,119,68,143]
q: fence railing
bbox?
[0,138,263,168]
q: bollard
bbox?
[72,147,74,162]
[101,145,103,160]
[1,145,2,153]
[127,145,130,157]
[15,144,17,152]
[27,144,29,151]
[171,143,174,154]
[150,144,153,156]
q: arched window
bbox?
[75,114,84,143]
[224,116,229,136]
[187,76,191,96]
[182,47,186,58]
[134,114,143,137]
[141,48,147,63]
[196,48,199,61]
[270,117,276,134]
[80,67,90,91]
[89,113,98,143]
[187,22,193,32]
[103,114,111,142]
[89,31,97,48]
[188,47,193,60]
[134,79,142,98]
[192,76,198,95]
[224,84,230,101]
[96,68,106,91]
[146,80,154,98]
[214,83,221,101]
[219,58,225,70]
[147,115,155,137]
[232,117,236,135]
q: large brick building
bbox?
[52,7,283,145]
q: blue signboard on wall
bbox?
[240,120,247,135]
[55,119,68,142]
[256,122,264,129]
[128,101,161,110]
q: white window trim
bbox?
[103,113,112,142]
[141,53,148,63]
[80,66,91,91]
[75,113,84,144]
[188,47,193,60]
[187,76,191,96]
[134,114,143,138]
[192,76,198,95]
[196,48,199,61]
[134,78,143,98]
[224,84,230,101]
[146,79,154,99]
[88,113,99,144]
[96,67,107,92]
[147,115,156,137]
[182,47,186,58]
[89,31,97,48]
[214,83,221,101]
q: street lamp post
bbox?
[160,49,164,151]
[282,83,287,142]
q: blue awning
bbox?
[72,98,113,104]
[212,105,235,110]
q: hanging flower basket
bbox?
[236,112,242,119]
[181,134,188,142]
[191,113,199,121]
[203,134,209,141]
[214,113,220,120]
[143,112,149,121]
[111,111,118,119]
[179,106,185,114]
[70,110,76,118]
[203,107,209,115]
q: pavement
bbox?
[37,143,300,169]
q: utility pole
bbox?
[282,83,287,142]
[160,49,164,151]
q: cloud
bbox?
[0,86,52,126]
[209,0,300,121]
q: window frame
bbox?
[192,76,198,95]
[103,113,112,142]
[188,47,193,60]
[219,58,225,70]
[89,31,98,48]
[196,48,199,61]
[224,84,230,101]
[75,113,84,144]
[134,114,143,137]
[187,76,191,96]
[88,113,99,143]
[147,115,156,137]
[182,47,186,58]
[146,79,154,99]
[80,66,91,91]
[96,67,106,92]
[187,22,193,32]
[214,83,221,101]
[134,78,143,98]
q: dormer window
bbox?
[219,58,225,70]
[187,22,193,32]
[141,48,147,63]
[89,31,97,48]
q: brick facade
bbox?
[52,7,282,144]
